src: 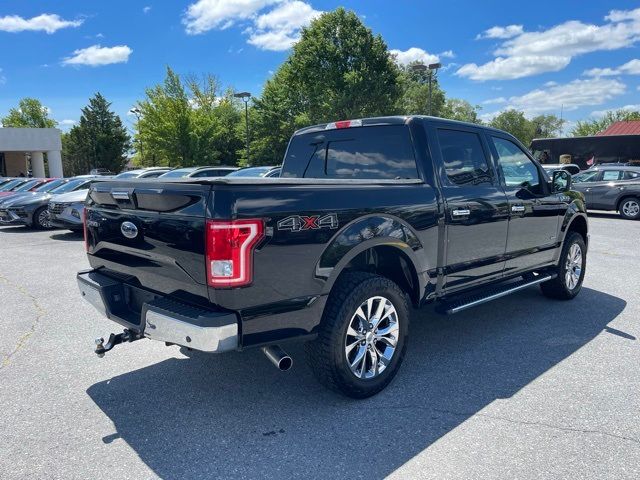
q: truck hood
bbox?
[50,189,89,204]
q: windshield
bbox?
[573,171,600,183]
[114,170,142,179]
[14,180,41,192]
[50,179,88,194]
[158,168,195,178]
[0,179,24,191]
[227,167,272,177]
[33,179,66,192]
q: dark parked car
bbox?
[572,166,640,219]
[79,116,588,398]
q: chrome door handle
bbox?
[511,205,525,212]
[452,209,471,217]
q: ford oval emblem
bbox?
[121,221,138,239]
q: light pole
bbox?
[410,62,441,116]
[129,107,145,165]
[234,92,251,164]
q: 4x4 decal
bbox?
[277,213,339,232]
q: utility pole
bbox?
[234,92,252,164]
[129,107,144,165]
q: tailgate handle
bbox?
[111,191,131,201]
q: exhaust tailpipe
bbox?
[262,345,293,371]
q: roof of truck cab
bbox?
[293,115,509,137]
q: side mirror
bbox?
[552,170,571,193]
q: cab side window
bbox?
[491,137,541,193]
[624,171,640,180]
[437,129,493,186]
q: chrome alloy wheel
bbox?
[38,209,51,228]
[622,199,639,218]
[565,243,583,290]
[344,296,399,380]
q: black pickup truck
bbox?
[78,116,588,398]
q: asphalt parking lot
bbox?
[0,214,638,480]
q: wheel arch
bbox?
[617,194,639,212]
[316,214,430,306]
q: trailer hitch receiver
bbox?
[94,329,142,357]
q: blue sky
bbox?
[1,0,639,132]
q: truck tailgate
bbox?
[85,181,211,307]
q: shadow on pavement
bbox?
[50,231,83,241]
[87,287,625,479]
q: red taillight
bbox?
[82,208,88,252]
[206,219,264,288]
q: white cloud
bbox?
[58,119,76,127]
[476,24,523,40]
[584,59,640,77]
[183,0,319,51]
[143,6,152,14]
[248,1,321,50]
[457,55,570,80]
[0,13,83,34]
[460,7,640,80]
[440,50,455,59]
[591,104,640,118]
[390,47,440,66]
[482,97,507,105]
[505,78,626,114]
[183,0,281,34]
[62,45,133,67]
[0,68,5,85]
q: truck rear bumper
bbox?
[77,270,239,353]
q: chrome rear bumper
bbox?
[77,270,239,353]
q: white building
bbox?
[0,128,63,177]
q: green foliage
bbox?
[135,67,244,167]
[441,98,482,124]
[62,93,131,175]
[1,98,57,128]
[250,8,401,165]
[396,63,445,116]
[571,109,640,137]
[489,109,564,145]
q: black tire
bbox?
[540,232,586,300]
[305,271,409,398]
[619,197,640,220]
[32,206,51,230]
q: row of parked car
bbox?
[0,165,281,231]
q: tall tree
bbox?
[251,8,401,164]
[572,109,640,136]
[489,110,563,146]
[530,114,565,138]
[2,98,57,128]
[441,98,482,124]
[489,110,533,145]
[62,93,131,174]
[396,63,446,117]
[135,67,243,167]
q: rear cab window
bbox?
[281,125,419,180]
